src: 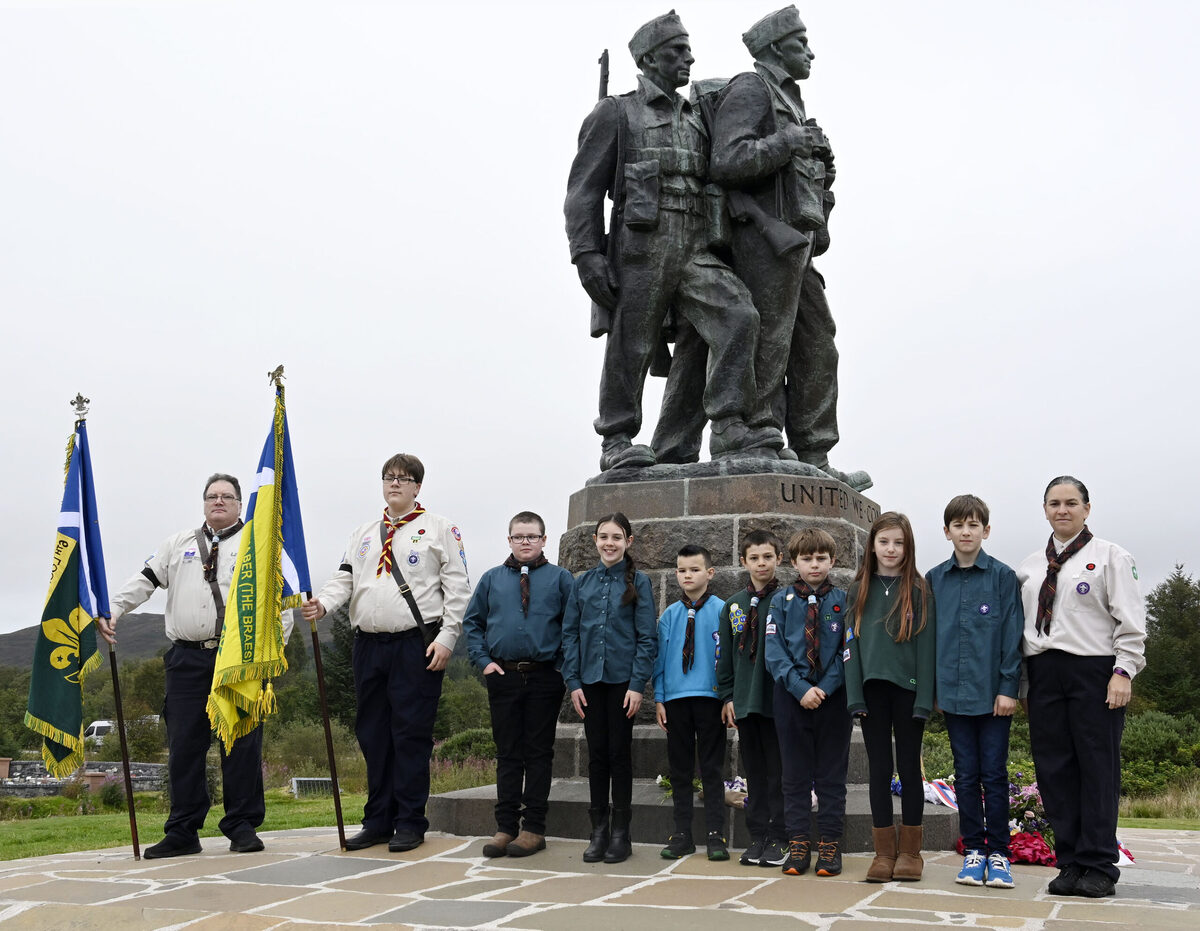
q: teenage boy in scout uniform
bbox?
[303,453,470,853]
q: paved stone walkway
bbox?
[0,827,1195,929]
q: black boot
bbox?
[583,806,610,863]
[604,807,632,863]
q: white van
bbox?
[83,720,114,745]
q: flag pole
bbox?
[106,640,141,858]
[305,602,347,849]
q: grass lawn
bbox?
[1118,817,1200,832]
[0,790,368,861]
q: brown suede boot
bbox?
[505,830,546,858]
[865,825,897,882]
[893,824,924,881]
[482,832,514,858]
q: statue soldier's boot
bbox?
[604,808,633,863]
[599,434,657,471]
[583,806,610,863]
[893,824,924,881]
[794,453,873,492]
[865,825,897,882]
[711,418,776,459]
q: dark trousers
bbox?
[162,644,264,841]
[352,630,444,836]
[581,681,635,808]
[664,697,727,835]
[945,711,1012,857]
[774,681,852,839]
[1028,651,1125,881]
[737,712,785,842]
[860,679,926,828]
[486,666,565,835]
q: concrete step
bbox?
[427,777,958,853]
[552,722,873,783]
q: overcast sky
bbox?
[2,0,1196,637]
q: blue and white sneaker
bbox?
[986,853,1015,888]
[956,849,986,885]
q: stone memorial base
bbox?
[559,464,881,609]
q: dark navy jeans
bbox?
[944,711,1012,857]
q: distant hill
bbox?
[0,613,170,668]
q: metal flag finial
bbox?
[71,393,90,418]
[267,365,286,387]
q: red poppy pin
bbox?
[833,605,841,612]
[1086,562,1095,570]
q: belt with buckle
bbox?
[174,638,219,650]
[500,659,552,673]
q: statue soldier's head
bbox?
[628,10,693,93]
[743,5,813,80]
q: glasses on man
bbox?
[204,494,240,503]
[382,475,418,485]
[508,534,544,544]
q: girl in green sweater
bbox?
[844,512,935,883]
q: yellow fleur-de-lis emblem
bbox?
[42,607,89,683]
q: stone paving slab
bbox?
[0,826,1195,929]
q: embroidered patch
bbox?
[1086,563,1096,571]
[1132,566,1139,580]
[1076,581,1090,595]
[407,550,420,566]
[824,614,832,621]
[830,622,839,632]
[765,622,777,635]
[909,678,916,685]
[451,526,462,541]
[729,604,747,635]
[357,538,371,558]
[410,535,421,544]
[711,630,720,643]
[979,604,991,615]
[183,549,197,560]
[785,592,794,601]
[845,628,855,642]
[842,648,851,663]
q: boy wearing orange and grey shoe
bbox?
[764,528,852,876]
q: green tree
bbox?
[1138,565,1200,717]
[320,606,357,731]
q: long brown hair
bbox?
[852,511,927,642]
[594,512,639,606]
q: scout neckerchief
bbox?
[739,579,779,665]
[679,593,713,674]
[376,504,426,578]
[504,553,549,614]
[794,579,834,677]
[1036,526,1093,636]
[194,520,244,640]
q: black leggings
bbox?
[581,681,635,808]
[860,679,925,828]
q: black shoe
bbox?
[229,831,264,853]
[706,831,730,862]
[1075,868,1116,898]
[144,835,202,860]
[739,837,765,866]
[1048,862,1085,896]
[389,829,425,852]
[583,806,610,863]
[344,828,391,851]
[660,832,696,859]
[759,838,788,867]
[604,807,632,863]
[815,837,842,876]
[782,837,812,875]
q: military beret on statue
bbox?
[742,5,806,56]
[628,9,689,63]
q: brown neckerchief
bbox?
[504,553,549,614]
[1036,526,1094,636]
